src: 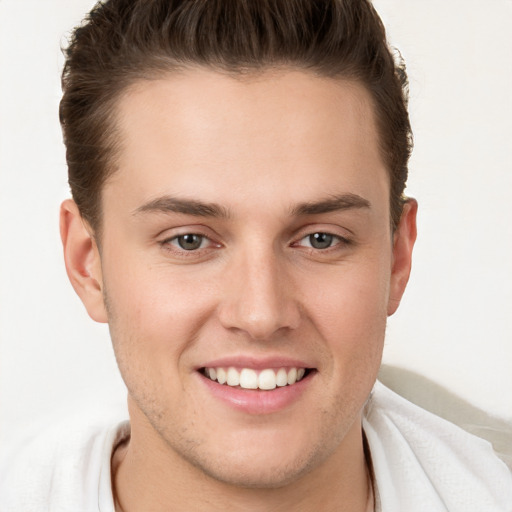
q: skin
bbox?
[60,68,417,511]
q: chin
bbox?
[187,446,320,489]
[170,423,344,490]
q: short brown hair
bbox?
[60,0,412,232]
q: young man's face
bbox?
[63,69,416,487]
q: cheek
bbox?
[103,271,213,423]
[102,258,216,373]
[305,259,390,366]
[301,264,389,426]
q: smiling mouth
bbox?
[201,367,314,390]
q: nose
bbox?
[217,248,301,340]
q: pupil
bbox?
[310,233,333,249]
[178,234,202,250]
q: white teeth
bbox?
[240,368,258,389]
[227,367,240,386]
[204,366,308,390]
[258,369,277,390]
[216,368,227,384]
[287,367,297,385]
[276,368,288,387]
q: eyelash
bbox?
[159,233,219,256]
[295,232,350,251]
[159,230,351,258]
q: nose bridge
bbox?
[219,242,300,339]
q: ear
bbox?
[60,199,108,323]
[387,198,418,316]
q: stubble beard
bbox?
[103,287,375,492]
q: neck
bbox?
[112,415,371,512]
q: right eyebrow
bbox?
[290,193,371,216]
[133,196,230,218]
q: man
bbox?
[0,0,510,511]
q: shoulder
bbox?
[364,381,512,512]
[0,411,129,512]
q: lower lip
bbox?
[198,372,314,415]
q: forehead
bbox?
[107,68,388,216]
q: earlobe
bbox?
[60,199,108,323]
[387,198,418,316]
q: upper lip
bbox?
[197,355,315,371]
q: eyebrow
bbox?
[290,193,371,216]
[133,196,230,218]
[133,192,370,219]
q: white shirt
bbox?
[0,382,510,511]
[364,381,512,511]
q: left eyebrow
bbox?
[290,193,371,216]
[133,196,230,218]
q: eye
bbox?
[170,234,208,251]
[158,229,223,260]
[308,233,333,249]
[300,232,338,250]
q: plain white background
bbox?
[0,0,511,445]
